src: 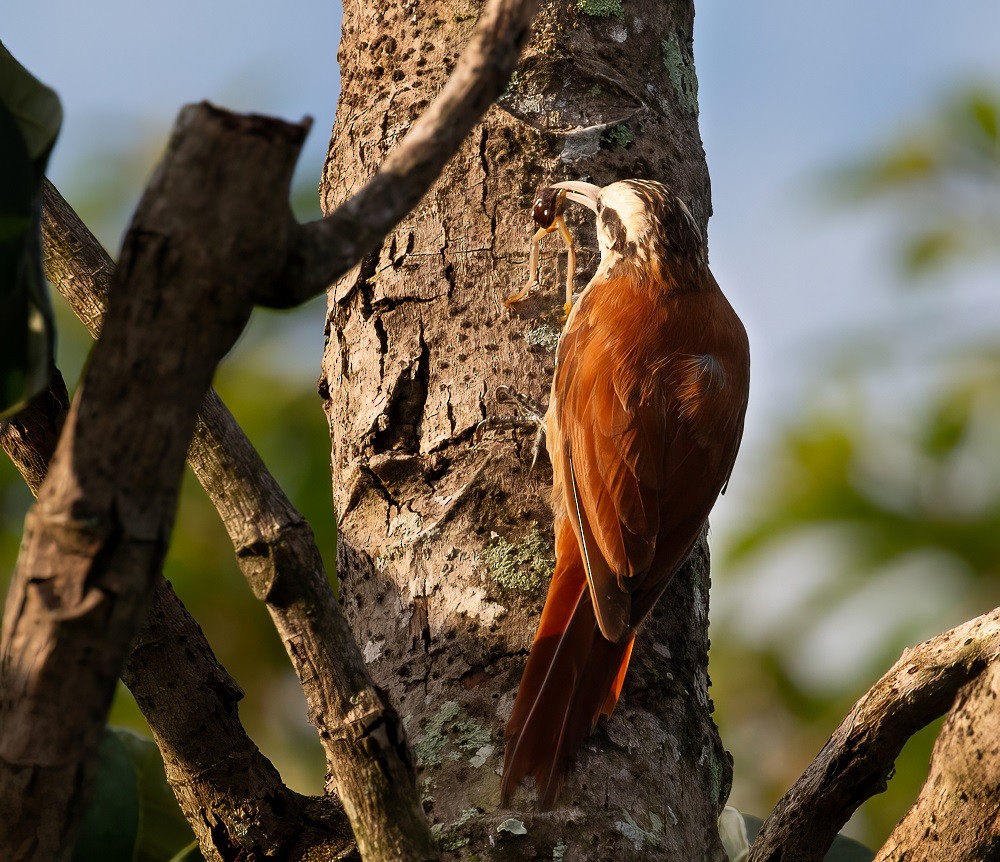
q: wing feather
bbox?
[551,274,748,642]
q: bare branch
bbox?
[748,608,1000,862]
[0,105,309,862]
[874,658,1000,861]
[272,0,539,306]
[1,373,357,861]
[41,180,434,860]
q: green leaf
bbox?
[73,730,140,862]
[0,43,62,162]
[0,43,60,418]
[901,229,962,276]
[824,833,877,862]
[921,386,973,459]
[963,90,998,149]
[115,729,198,862]
[168,842,207,862]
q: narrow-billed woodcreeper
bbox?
[501,179,750,808]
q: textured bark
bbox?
[34,2,541,848]
[41,180,418,862]
[874,658,1000,862]
[18,195,359,861]
[322,1,731,859]
[0,105,309,862]
[749,608,1000,862]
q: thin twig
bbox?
[274,0,539,305]
[748,607,1000,862]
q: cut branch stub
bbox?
[0,103,313,862]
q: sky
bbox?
[7,0,1000,425]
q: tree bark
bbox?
[0,105,309,862]
[322,1,731,858]
[874,658,1000,862]
[1,371,357,862]
[748,608,1000,862]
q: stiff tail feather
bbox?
[501,522,636,808]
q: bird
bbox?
[500,178,750,809]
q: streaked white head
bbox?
[552,179,705,273]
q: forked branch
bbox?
[748,608,1000,862]
[272,0,539,305]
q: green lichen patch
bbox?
[414,703,497,769]
[455,718,492,754]
[661,32,700,116]
[433,807,481,851]
[484,530,553,596]
[553,840,568,860]
[413,700,461,767]
[602,123,634,149]
[497,818,528,836]
[577,0,624,18]
[526,324,561,351]
[615,810,664,848]
[501,69,521,101]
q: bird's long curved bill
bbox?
[551,180,601,213]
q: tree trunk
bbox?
[321,1,731,858]
[874,658,1000,862]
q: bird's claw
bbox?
[491,386,548,473]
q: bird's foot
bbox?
[483,386,548,472]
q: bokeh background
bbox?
[4,0,1000,849]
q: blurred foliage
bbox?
[714,86,1000,848]
[824,87,1000,278]
[0,124,333,796]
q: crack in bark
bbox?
[372,293,444,314]
[373,315,389,384]
[439,221,458,301]
[373,323,430,455]
[478,126,490,214]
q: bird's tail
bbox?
[501,520,636,808]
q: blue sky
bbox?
[8,1,1000,420]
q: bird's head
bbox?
[552,179,706,283]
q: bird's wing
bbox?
[554,281,745,643]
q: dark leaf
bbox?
[115,729,197,862]
[0,43,60,418]
[72,730,140,862]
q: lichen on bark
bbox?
[322,0,729,858]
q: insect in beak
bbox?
[505,187,577,319]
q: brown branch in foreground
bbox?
[41,182,432,859]
[874,657,1000,861]
[276,0,539,305]
[748,608,1000,862]
[1,375,356,862]
[0,105,309,862]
